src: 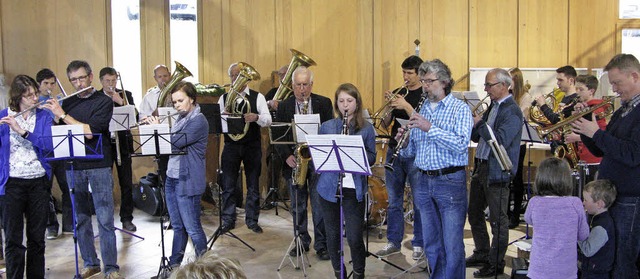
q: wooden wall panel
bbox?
[568,0,617,69]
[518,0,569,67]
[140,0,170,91]
[420,0,469,90]
[469,0,518,68]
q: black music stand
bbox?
[108,108,145,240]
[307,134,371,279]
[262,122,295,214]
[130,126,186,279]
[510,119,543,244]
[207,110,255,252]
[41,127,104,279]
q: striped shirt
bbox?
[401,93,472,170]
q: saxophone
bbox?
[292,100,312,186]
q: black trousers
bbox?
[320,188,366,275]
[46,160,73,233]
[220,140,262,226]
[3,176,49,279]
[111,135,134,223]
[509,144,527,222]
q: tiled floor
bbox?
[0,202,528,278]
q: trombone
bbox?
[112,72,135,166]
[465,95,490,117]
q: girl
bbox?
[525,157,589,278]
[317,83,376,279]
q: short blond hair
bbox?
[169,251,246,279]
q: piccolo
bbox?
[131,111,181,128]
[2,86,93,121]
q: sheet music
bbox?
[157,107,178,126]
[396,118,409,127]
[110,105,136,131]
[306,134,371,175]
[293,113,320,143]
[51,125,86,158]
[138,124,172,155]
[522,122,543,143]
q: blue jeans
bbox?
[67,167,119,274]
[413,169,467,279]
[165,177,207,265]
[610,196,640,279]
[384,150,422,248]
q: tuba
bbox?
[155,61,193,113]
[272,49,316,102]
[529,88,561,126]
[225,62,260,141]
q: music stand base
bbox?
[277,233,311,276]
[260,187,289,215]
[207,182,255,252]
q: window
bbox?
[170,0,199,81]
[112,0,143,106]
[620,0,640,19]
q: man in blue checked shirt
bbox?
[398,59,473,279]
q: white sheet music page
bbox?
[305,134,371,175]
[157,107,178,126]
[138,124,172,155]
[293,113,320,143]
[51,125,86,158]
[110,105,136,131]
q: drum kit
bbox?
[367,137,390,228]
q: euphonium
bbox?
[529,88,561,126]
[225,62,260,141]
[155,61,193,113]
[292,99,311,186]
[273,49,316,102]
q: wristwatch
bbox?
[59,113,67,121]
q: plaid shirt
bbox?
[402,93,472,171]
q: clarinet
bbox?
[384,93,427,172]
[342,110,349,135]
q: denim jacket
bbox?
[171,113,209,196]
[316,118,376,203]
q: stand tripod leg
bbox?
[207,170,255,252]
[277,183,309,276]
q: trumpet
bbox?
[372,82,408,129]
[131,112,181,128]
[2,86,94,122]
[536,96,617,138]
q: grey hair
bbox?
[418,59,454,94]
[490,68,513,88]
[292,66,314,83]
[227,63,239,77]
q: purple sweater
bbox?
[524,196,589,279]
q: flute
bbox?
[1,86,93,124]
[130,111,181,128]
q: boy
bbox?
[579,179,616,279]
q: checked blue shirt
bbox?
[401,93,473,170]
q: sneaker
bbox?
[80,266,101,278]
[122,221,137,232]
[105,271,124,279]
[47,230,59,240]
[412,246,424,260]
[375,243,400,257]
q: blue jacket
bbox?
[471,96,523,183]
[316,118,376,203]
[171,113,209,197]
[0,108,54,194]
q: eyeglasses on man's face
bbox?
[294,82,311,89]
[483,82,501,88]
[420,78,439,85]
[69,75,89,83]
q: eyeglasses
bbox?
[294,83,311,89]
[69,75,89,83]
[420,78,439,85]
[22,92,37,99]
[483,82,501,88]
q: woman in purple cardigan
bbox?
[148,81,209,269]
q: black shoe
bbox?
[289,246,309,257]
[248,224,263,233]
[219,223,235,234]
[473,265,503,278]
[465,253,489,267]
[122,221,137,232]
[317,249,330,261]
